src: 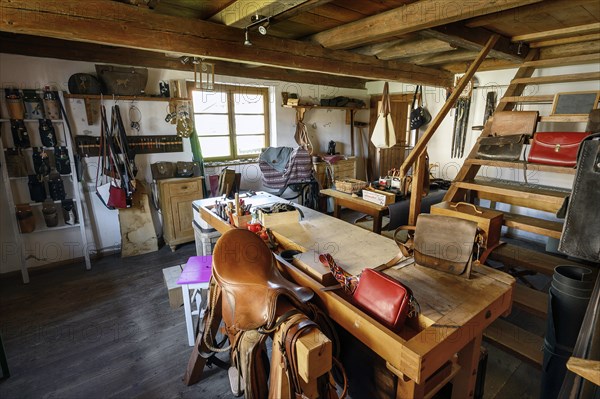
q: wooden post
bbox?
[400,34,500,178]
[408,150,427,226]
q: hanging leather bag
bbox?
[409,85,431,130]
[371,82,396,149]
[528,131,590,167]
[38,119,57,147]
[15,204,35,233]
[28,174,46,202]
[42,199,59,228]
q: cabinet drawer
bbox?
[168,180,200,196]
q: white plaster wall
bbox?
[0,53,369,274]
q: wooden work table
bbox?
[320,188,389,234]
[192,192,515,399]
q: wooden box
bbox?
[162,264,184,309]
[232,213,252,229]
[362,188,395,206]
[313,157,356,189]
[431,201,503,248]
[258,208,301,228]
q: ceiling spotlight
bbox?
[258,25,267,35]
[244,29,252,46]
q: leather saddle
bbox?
[212,229,314,334]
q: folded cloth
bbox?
[259,147,294,173]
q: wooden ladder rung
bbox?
[488,243,579,276]
[478,207,564,239]
[484,318,543,367]
[453,178,569,213]
[465,159,576,175]
[511,71,600,85]
[513,284,548,319]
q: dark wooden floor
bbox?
[0,235,542,399]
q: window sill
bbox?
[204,158,259,168]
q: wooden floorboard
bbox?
[0,235,542,399]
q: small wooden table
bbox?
[191,192,515,399]
[320,188,389,234]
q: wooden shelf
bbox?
[23,223,81,234]
[10,174,72,181]
[466,158,576,175]
[64,94,187,102]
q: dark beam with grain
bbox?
[0,0,453,87]
[0,33,368,90]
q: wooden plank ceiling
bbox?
[0,0,598,88]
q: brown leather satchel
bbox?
[16,204,35,233]
[413,214,479,278]
[476,134,527,161]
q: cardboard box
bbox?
[163,264,184,309]
[362,188,395,206]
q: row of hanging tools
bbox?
[451,78,474,159]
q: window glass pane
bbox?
[192,90,228,113]
[236,135,265,156]
[234,92,264,114]
[195,114,229,136]
[235,115,265,135]
[198,136,231,158]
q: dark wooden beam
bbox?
[0,33,368,90]
[421,23,529,62]
[308,0,542,50]
[0,0,453,87]
[376,38,456,60]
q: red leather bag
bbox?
[352,268,414,332]
[528,132,589,167]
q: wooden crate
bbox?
[258,208,301,228]
[313,157,356,189]
[431,201,503,248]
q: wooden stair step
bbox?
[488,243,580,276]
[453,178,570,213]
[466,158,576,175]
[498,95,555,104]
[479,206,564,239]
[512,71,600,85]
[484,318,543,367]
[539,115,591,123]
[513,284,548,319]
[522,54,600,69]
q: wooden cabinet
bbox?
[313,157,356,189]
[158,177,204,251]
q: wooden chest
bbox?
[313,157,356,189]
[158,177,204,251]
[430,201,503,248]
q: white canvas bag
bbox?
[371,82,396,149]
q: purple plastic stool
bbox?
[177,256,212,346]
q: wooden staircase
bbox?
[445,49,599,366]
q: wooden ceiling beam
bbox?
[530,33,600,48]
[352,40,404,57]
[376,38,456,60]
[421,23,529,61]
[0,0,453,87]
[0,33,368,90]
[539,40,600,59]
[467,0,599,28]
[308,0,542,50]
[512,22,600,42]
[440,59,519,74]
[412,50,481,66]
[210,0,306,28]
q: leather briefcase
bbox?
[528,131,590,167]
[353,268,415,332]
[413,214,479,278]
[476,134,527,161]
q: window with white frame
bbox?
[191,84,270,161]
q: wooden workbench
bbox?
[193,192,515,399]
[321,188,389,234]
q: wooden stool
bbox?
[177,256,212,346]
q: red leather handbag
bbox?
[352,268,415,332]
[528,132,590,167]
